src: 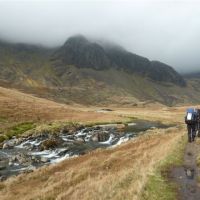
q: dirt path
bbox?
[170,141,200,200]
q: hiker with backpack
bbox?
[196,109,200,137]
[185,108,197,142]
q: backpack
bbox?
[185,108,197,125]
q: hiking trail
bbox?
[169,141,200,200]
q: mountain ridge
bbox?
[0,34,199,106]
[53,35,186,87]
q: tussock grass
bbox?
[6,122,36,139]
[0,122,36,142]
[0,85,191,199]
[141,135,186,200]
[0,126,185,200]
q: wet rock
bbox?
[16,153,33,166]
[0,175,7,182]
[14,138,24,146]
[116,124,126,131]
[91,134,98,142]
[40,139,59,150]
[66,135,75,140]
[3,142,14,149]
[9,155,19,163]
[31,156,40,163]
[99,132,110,142]
[40,157,49,163]
[58,148,70,156]
[74,138,85,144]
[23,142,33,150]
[91,131,110,142]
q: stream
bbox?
[0,120,170,180]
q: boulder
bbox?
[74,137,85,144]
[116,124,126,131]
[16,153,33,166]
[58,148,70,157]
[39,139,59,150]
[91,133,99,142]
[91,131,110,142]
[0,175,6,182]
[98,132,110,142]
[40,157,50,163]
[2,142,14,149]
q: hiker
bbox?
[196,109,200,137]
[185,108,197,142]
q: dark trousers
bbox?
[187,124,196,142]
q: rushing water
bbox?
[0,120,171,180]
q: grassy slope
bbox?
[0,86,124,132]
[1,44,200,106]
[0,87,190,200]
[141,135,186,200]
[0,127,184,200]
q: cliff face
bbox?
[53,35,186,87]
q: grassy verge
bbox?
[141,135,187,200]
[0,122,36,142]
[0,116,163,144]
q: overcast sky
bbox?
[0,0,200,73]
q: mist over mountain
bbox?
[1,1,200,73]
[0,34,200,106]
[53,35,186,86]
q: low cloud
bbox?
[0,0,200,73]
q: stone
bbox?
[16,153,32,166]
[91,133,99,142]
[2,142,14,149]
[9,161,14,166]
[116,124,126,131]
[40,139,59,150]
[75,137,85,144]
[40,157,49,163]
[9,155,17,163]
[0,175,6,182]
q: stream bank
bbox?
[0,120,171,181]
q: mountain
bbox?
[0,35,199,106]
[53,35,186,87]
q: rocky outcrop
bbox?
[53,35,186,87]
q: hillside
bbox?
[0,88,187,200]
[0,35,199,106]
[0,86,123,132]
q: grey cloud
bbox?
[0,0,200,73]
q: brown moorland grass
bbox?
[0,126,185,200]
[0,86,191,200]
[0,86,123,130]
